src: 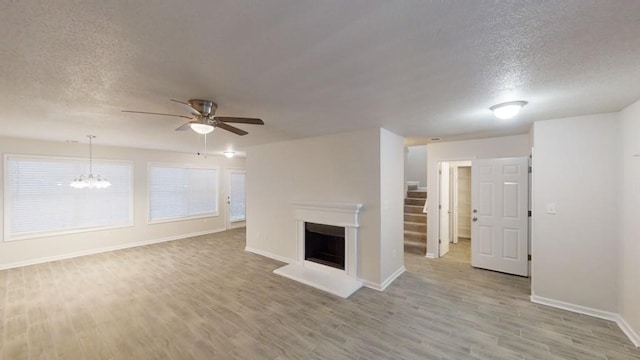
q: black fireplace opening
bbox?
[304,222,345,270]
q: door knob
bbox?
[473,209,477,213]
[472,217,478,222]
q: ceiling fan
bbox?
[122,99,264,136]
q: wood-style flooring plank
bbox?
[0,231,637,359]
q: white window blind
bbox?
[149,165,218,221]
[5,155,133,240]
[229,172,246,222]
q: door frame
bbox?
[449,161,472,244]
[436,158,474,257]
[438,161,452,256]
[225,169,246,230]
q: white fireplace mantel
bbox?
[273,201,364,298]
[290,201,363,228]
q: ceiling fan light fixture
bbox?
[190,123,214,135]
[223,150,235,158]
[490,101,528,120]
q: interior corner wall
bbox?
[0,136,245,268]
[405,145,427,187]
[425,135,531,257]
[245,128,383,285]
[531,113,618,312]
[379,129,405,285]
[619,99,640,339]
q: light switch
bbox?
[546,203,557,214]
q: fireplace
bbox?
[273,201,363,298]
[305,222,345,270]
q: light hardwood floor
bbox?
[1,229,638,359]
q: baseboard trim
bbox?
[380,265,406,291]
[362,266,406,292]
[0,228,227,271]
[426,252,437,259]
[531,295,639,347]
[244,246,295,264]
[616,316,640,348]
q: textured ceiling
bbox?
[1,1,640,154]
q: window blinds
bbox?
[5,155,133,240]
[149,165,218,221]
[229,172,246,222]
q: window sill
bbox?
[4,223,135,242]
[148,213,220,225]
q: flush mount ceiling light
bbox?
[223,150,235,158]
[70,135,111,189]
[490,101,528,120]
[190,122,215,135]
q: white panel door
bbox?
[439,162,451,256]
[471,157,529,276]
[226,170,246,229]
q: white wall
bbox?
[245,128,404,287]
[532,113,618,312]
[380,129,405,284]
[426,135,531,257]
[619,100,640,339]
[246,128,382,284]
[0,136,244,268]
[405,145,427,187]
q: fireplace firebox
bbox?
[305,222,345,270]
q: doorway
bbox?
[437,157,530,277]
[226,170,246,230]
[438,160,472,258]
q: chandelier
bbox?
[70,135,111,189]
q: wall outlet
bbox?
[546,203,557,214]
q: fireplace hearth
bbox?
[273,201,363,298]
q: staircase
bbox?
[404,190,427,252]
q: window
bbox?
[149,164,218,222]
[229,172,246,222]
[5,155,133,241]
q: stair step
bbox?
[404,205,424,214]
[404,213,427,223]
[407,191,427,199]
[404,221,427,232]
[404,239,427,254]
[404,230,426,242]
[404,198,426,206]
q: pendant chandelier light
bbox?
[70,135,111,189]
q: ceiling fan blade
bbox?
[215,122,248,136]
[170,99,202,116]
[175,121,196,131]
[122,110,192,119]
[216,116,264,125]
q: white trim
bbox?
[617,316,640,348]
[148,213,220,225]
[426,252,437,259]
[531,295,639,347]
[363,266,406,291]
[5,223,135,243]
[0,228,226,271]
[290,201,363,220]
[244,246,296,265]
